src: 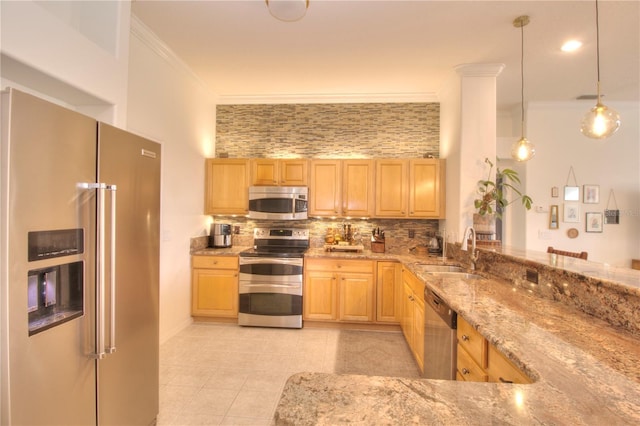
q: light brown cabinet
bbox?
[251,159,308,186]
[375,159,445,218]
[191,255,239,318]
[376,261,401,323]
[456,316,531,384]
[401,268,425,372]
[308,159,374,217]
[204,159,250,215]
[304,259,374,322]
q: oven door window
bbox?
[239,293,302,316]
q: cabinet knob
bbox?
[461,368,470,375]
[461,334,470,342]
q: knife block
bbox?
[371,241,385,253]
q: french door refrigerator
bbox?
[0,88,160,425]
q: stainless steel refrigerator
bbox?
[0,88,160,425]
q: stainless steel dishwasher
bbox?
[423,287,457,380]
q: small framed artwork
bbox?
[563,203,580,223]
[586,212,603,233]
[605,209,620,224]
[549,205,559,229]
[583,185,600,204]
[564,186,580,201]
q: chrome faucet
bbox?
[461,226,478,270]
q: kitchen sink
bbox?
[426,272,484,280]
[413,264,465,273]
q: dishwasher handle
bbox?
[426,288,457,329]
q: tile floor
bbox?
[158,323,420,425]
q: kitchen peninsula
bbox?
[272,246,640,425]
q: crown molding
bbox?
[216,92,438,105]
[130,14,215,98]
[455,63,505,78]
[130,15,438,105]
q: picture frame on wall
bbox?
[549,205,559,229]
[605,209,620,224]
[563,203,580,223]
[583,184,599,204]
[586,212,603,233]
[564,186,580,201]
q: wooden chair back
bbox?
[547,246,588,260]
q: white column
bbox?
[440,63,504,242]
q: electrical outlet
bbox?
[233,225,241,234]
[525,269,539,284]
[408,229,415,238]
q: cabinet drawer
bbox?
[457,344,488,382]
[305,258,373,274]
[486,344,531,384]
[457,316,487,368]
[192,255,238,269]
[401,268,425,301]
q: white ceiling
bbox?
[131,0,639,110]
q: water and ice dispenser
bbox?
[27,229,84,336]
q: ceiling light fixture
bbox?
[580,0,620,139]
[266,0,309,22]
[561,40,582,52]
[511,15,536,162]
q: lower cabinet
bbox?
[191,255,239,318]
[456,316,531,384]
[401,268,425,373]
[376,261,402,323]
[304,258,374,322]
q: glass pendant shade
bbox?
[511,136,536,162]
[266,0,308,22]
[511,15,535,162]
[581,0,621,139]
[580,102,621,139]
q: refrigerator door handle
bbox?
[81,182,108,359]
[106,184,117,354]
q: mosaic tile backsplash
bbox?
[208,218,440,254]
[215,103,440,158]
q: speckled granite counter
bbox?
[273,255,640,425]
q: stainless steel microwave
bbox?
[248,186,308,220]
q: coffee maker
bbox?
[209,223,232,248]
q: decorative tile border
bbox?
[216,103,440,158]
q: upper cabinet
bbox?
[309,159,374,218]
[251,159,308,186]
[204,156,444,219]
[205,159,250,215]
[375,158,445,219]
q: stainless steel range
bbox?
[238,228,309,328]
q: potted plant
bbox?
[473,158,533,236]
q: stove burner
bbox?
[241,227,310,258]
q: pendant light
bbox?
[266,0,309,22]
[580,0,620,139]
[511,15,536,162]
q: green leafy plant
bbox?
[474,158,533,216]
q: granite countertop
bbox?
[273,256,640,425]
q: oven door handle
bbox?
[239,257,303,266]
[240,283,301,289]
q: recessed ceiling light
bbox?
[561,40,583,52]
